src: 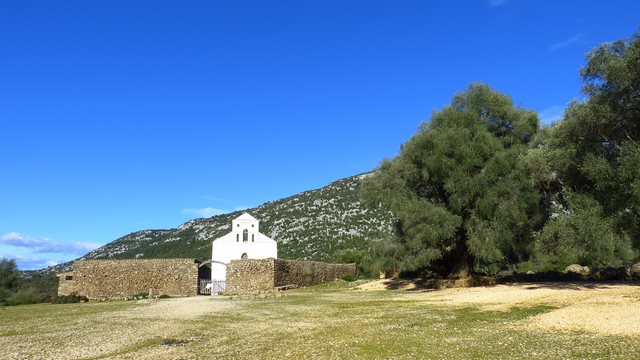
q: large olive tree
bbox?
[362,84,541,277]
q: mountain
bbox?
[50,173,394,273]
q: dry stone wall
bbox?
[225,259,275,295]
[60,259,199,299]
[274,259,356,287]
[56,272,74,296]
[225,258,356,295]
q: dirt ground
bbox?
[1,296,235,360]
[3,281,639,359]
[357,280,640,336]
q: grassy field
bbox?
[1,281,639,359]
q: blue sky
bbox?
[1,1,638,269]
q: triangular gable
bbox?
[235,212,258,221]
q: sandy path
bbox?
[357,280,640,336]
[113,295,235,319]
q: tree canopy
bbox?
[532,34,640,267]
[362,84,541,276]
[363,33,640,276]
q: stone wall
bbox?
[225,258,356,295]
[56,272,74,296]
[60,259,200,299]
[274,259,356,287]
[225,259,275,295]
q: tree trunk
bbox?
[445,230,473,279]
[448,255,471,278]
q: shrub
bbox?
[158,294,171,299]
[0,288,13,306]
[0,258,19,290]
[53,294,89,304]
[332,248,377,278]
[342,275,355,282]
[6,287,51,306]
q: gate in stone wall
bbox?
[198,279,225,295]
[199,279,212,295]
[211,280,225,294]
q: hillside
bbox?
[51,174,393,272]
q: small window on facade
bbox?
[243,229,248,242]
[65,275,73,281]
[236,234,239,242]
[241,253,248,260]
[251,224,254,227]
[252,234,255,242]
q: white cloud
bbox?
[181,207,230,218]
[0,232,100,255]
[539,105,565,124]
[0,253,64,271]
[0,232,102,270]
[550,34,584,51]
[488,0,508,6]
[45,259,59,266]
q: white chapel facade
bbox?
[210,213,277,282]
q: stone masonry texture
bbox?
[225,258,356,295]
[274,259,356,287]
[58,259,199,299]
[224,259,275,295]
[56,272,74,296]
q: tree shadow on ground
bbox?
[382,276,498,291]
[381,275,640,291]
[501,280,640,291]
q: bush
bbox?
[157,294,171,299]
[53,294,89,304]
[342,275,355,282]
[0,258,19,290]
[0,288,13,306]
[332,248,377,278]
[6,287,51,306]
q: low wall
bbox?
[225,258,356,295]
[274,259,356,287]
[59,259,200,299]
[224,258,276,295]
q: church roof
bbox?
[235,212,258,221]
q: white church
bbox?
[210,213,278,283]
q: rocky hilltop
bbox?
[51,173,393,272]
